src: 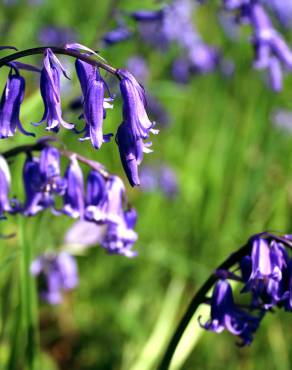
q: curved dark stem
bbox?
[1,137,109,177]
[157,242,252,370]
[0,46,119,77]
[2,137,56,159]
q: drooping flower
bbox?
[62,156,85,219]
[100,208,138,257]
[199,279,263,346]
[0,69,34,138]
[23,155,45,216]
[39,146,66,196]
[75,59,112,149]
[116,69,158,186]
[242,237,288,307]
[140,165,178,198]
[34,48,74,132]
[249,3,292,91]
[31,252,79,305]
[102,25,133,46]
[23,148,66,216]
[85,174,124,225]
[0,155,15,218]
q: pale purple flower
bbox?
[85,174,124,225]
[116,69,158,186]
[250,3,292,91]
[127,56,149,83]
[62,156,85,219]
[22,148,66,216]
[0,155,15,218]
[31,252,79,305]
[140,165,178,198]
[100,208,138,257]
[75,59,112,149]
[33,49,74,132]
[64,220,106,251]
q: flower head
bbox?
[31,252,79,305]
[75,60,112,149]
[62,156,85,219]
[116,69,158,186]
[199,279,263,346]
[0,69,34,138]
[0,155,15,218]
[34,49,73,132]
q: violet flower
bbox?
[23,148,66,216]
[116,69,158,186]
[249,3,292,91]
[62,156,85,219]
[31,252,79,305]
[0,155,15,218]
[85,174,125,225]
[102,26,133,46]
[34,48,74,132]
[75,59,112,149]
[0,69,34,138]
[242,237,288,307]
[199,279,263,346]
[100,208,138,257]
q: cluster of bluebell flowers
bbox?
[159,233,292,369]
[0,45,157,186]
[218,0,292,91]
[0,141,138,258]
[200,233,292,345]
[102,0,292,90]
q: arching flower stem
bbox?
[0,46,119,77]
[1,138,109,178]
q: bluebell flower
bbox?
[102,26,132,46]
[250,3,292,91]
[23,147,66,216]
[0,155,16,218]
[23,156,45,216]
[104,207,137,253]
[62,156,85,219]
[130,10,164,22]
[140,165,178,198]
[100,208,138,257]
[34,48,74,132]
[75,59,112,149]
[263,0,292,29]
[39,146,66,196]
[0,69,34,138]
[116,69,158,186]
[127,56,149,83]
[85,174,125,225]
[31,252,79,305]
[199,279,263,346]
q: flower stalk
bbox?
[0,46,118,76]
[18,216,39,370]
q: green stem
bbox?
[18,216,39,370]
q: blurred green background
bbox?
[1,1,292,369]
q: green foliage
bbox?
[1,1,292,369]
